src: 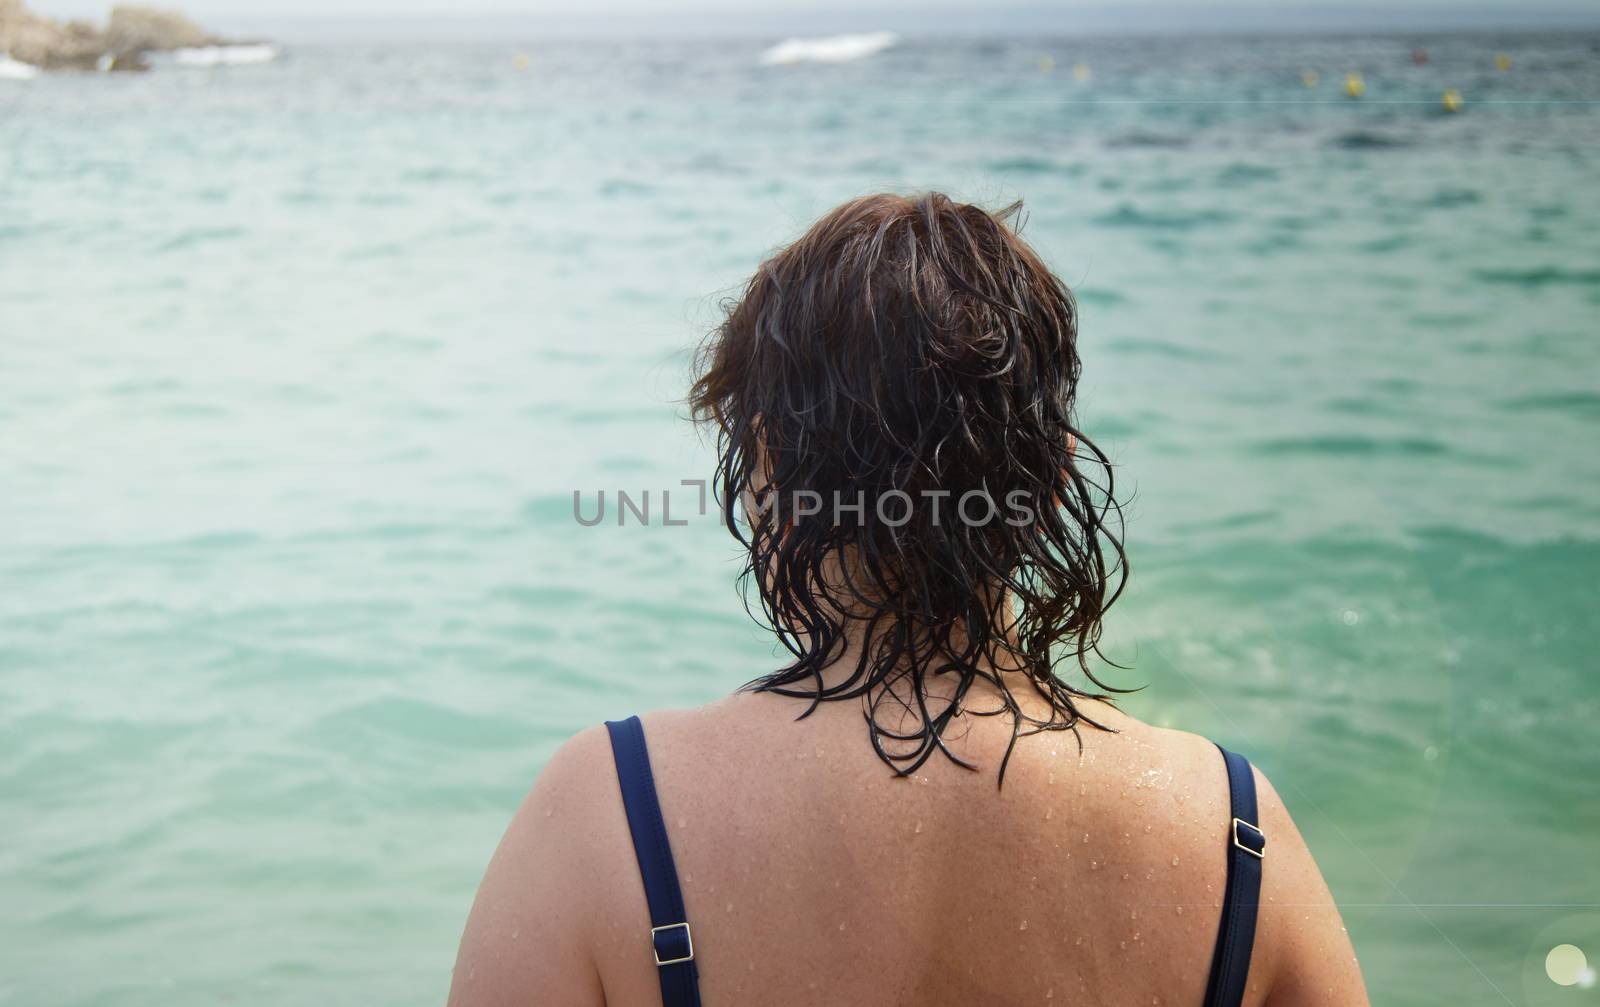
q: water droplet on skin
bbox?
[1046,989,1054,1000]
[510,928,519,940]
[1019,920,1028,931]
[1133,931,1141,942]
[1121,872,1130,881]
[1171,856,1180,867]
[1082,832,1090,843]
[1090,860,1100,871]
[1119,940,1127,950]
[1045,808,1054,820]
[838,921,846,931]
[1176,906,1184,915]
[914,820,923,834]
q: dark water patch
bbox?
[1358,234,1413,254]
[1422,188,1481,209]
[1329,131,1413,151]
[1472,266,1600,288]
[1105,131,1190,150]
[986,154,1082,176]
[521,494,579,524]
[491,582,587,609]
[1214,163,1279,188]
[1369,377,1420,396]
[1081,413,1152,441]
[598,454,656,475]
[1139,177,1196,194]
[1500,391,1600,421]
[400,165,485,184]
[155,226,247,253]
[345,241,406,261]
[1511,492,1588,513]
[1074,287,1129,307]
[1243,234,1304,255]
[1105,337,1222,361]
[1170,510,1277,535]
[1324,396,1400,417]
[1254,434,1451,458]
[847,156,901,175]
[1408,311,1474,329]
[599,177,655,198]
[363,330,441,353]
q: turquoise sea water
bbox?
[2,30,1598,1005]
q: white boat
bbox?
[760,32,897,66]
[171,43,278,67]
[0,53,41,80]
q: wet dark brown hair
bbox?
[690,192,1127,782]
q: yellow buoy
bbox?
[1344,72,1365,98]
[1441,89,1462,112]
[1301,69,1320,88]
[1073,62,1091,82]
[1038,55,1054,74]
[513,52,531,71]
[1495,53,1511,71]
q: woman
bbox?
[449,193,1368,1006]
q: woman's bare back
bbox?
[449,691,1366,1006]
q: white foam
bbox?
[759,31,896,66]
[172,44,279,67]
[0,54,41,80]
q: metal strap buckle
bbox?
[1232,817,1266,859]
[650,922,694,966]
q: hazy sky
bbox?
[28,0,1600,35]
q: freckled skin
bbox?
[449,691,1369,1006]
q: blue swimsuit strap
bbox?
[606,718,1261,1007]
[1203,744,1267,1007]
[605,716,702,1007]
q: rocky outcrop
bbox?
[1,0,96,68]
[0,0,229,71]
[104,5,215,54]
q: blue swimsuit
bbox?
[604,715,1266,1007]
